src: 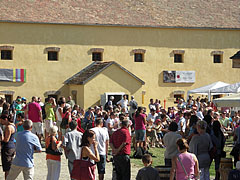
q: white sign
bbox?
[176,71,195,83]
[163,71,195,83]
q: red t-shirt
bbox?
[28,102,41,123]
[110,127,131,155]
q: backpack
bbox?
[132,101,138,110]
[60,113,69,129]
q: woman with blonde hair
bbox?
[170,138,199,180]
[46,126,62,180]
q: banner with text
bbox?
[163,71,195,83]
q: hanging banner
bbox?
[0,69,26,82]
[163,71,195,83]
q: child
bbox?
[136,154,160,180]
[155,119,165,148]
[15,113,24,133]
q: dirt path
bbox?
[0,150,140,180]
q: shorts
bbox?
[96,155,106,174]
[1,148,15,172]
[135,129,146,141]
[45,119,53,133]
[56,121,61,131]
[32,122,43,135]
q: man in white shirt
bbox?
[196,107,204,120]
[147,109,158,122]
[91,118,109,180]
[177,111,186,134]
[117,95,129,113]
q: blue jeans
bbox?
[200,167,210,180]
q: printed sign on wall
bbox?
[163,71,195,83]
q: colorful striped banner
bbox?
[14,69,26,82]
[0,68,26,82]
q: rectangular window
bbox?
[48,51,58,61]
[1,50,12,60]
[4,95,12,104]
[213,55,222,63]
[174,54,183,63]
[92,52,102,61]
[134,53,143,62]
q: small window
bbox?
[5,95,12,104]
[134,53,144,62]
[1,50,12,60]
[213,54,222,63]
[48,51,58,61]
[174,54,183,63]
[92,52,102,61]
[174,94,184,104]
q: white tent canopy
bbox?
[187,81,229,101]
[210,82,240,93]
[213,93,240,107]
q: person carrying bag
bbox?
[71,130,100,180]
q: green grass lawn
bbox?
[130,136,234,178]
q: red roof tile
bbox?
[0,0,240,29]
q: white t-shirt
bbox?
[147,113,158,122]
[91,127,109,155]
[196,111,204,120]
[117,99,128,112]
[56,107,63,122]
[178,117,186,132]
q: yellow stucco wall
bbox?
[81,64,143,109]
[0,22,239,108]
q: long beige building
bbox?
[0,0,240,109]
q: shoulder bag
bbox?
[71,147,96,180]
[177,154,196,180]
[46,136,63,156]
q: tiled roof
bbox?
[230,51,240,59]
[64,61,145,85]
[0,0,240,29]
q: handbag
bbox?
[177,154,195,180]
[71,148,96,180]
[46,136,63,156]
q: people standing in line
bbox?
[1,114,16,179]
[63,121,83,179]
[136,154,160,180]
[27,96,43,143]
[6,119,42,180]
[110,120,131,180]
[46,126,62,180]
[189,120,212,180]
[45,97,56,141]
[170,138,199,180]
[91,118,109,180]
[163,121,182,167]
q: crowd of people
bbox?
[0,94,239,180]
